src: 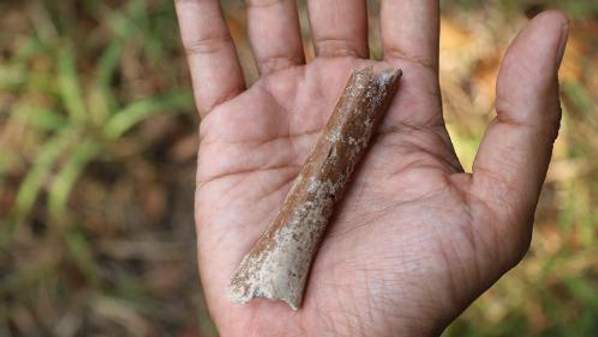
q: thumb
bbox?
[471,11,569,235]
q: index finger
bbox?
[175,0,245,117]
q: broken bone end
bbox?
[227,275,301,311]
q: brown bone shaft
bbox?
[227,66,402,310]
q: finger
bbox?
[247,0,304,75]
[472,11,569,222]
[381,0,440,71]
[175,0,245,117]
[307,0,368,58]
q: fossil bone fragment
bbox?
[227,66,402,310]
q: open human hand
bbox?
[175,1,568,336]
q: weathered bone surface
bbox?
[227,66,402,310]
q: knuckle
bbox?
[246,0,285,9]
[315,37,367,58]
[183,34,233,56]
[384,46,437,71]
[257,55,302,74]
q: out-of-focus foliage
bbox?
[0,1,208,336]
[0,0,596,336]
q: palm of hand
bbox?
[176,1,567,336]
[196,57,516,337]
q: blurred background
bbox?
[0,0,596,336]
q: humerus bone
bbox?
[227,66,402,310]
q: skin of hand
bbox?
[174,1,569,336]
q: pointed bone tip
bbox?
[278,295,301,311]
[353,66,402,84]
[375,67,403,84]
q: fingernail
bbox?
[556,22,570,67]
